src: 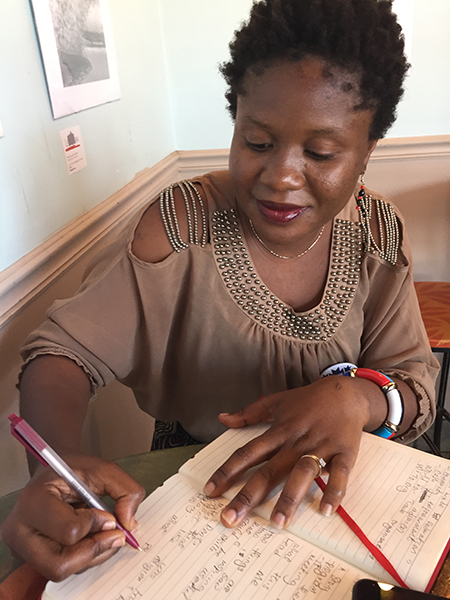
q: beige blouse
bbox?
[21,171,439,444]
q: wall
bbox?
[390,0,450,138]
[160,0,450,150]
[158,0,253,150]
[1,0,450,273]
[0,0,175,272]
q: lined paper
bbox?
[44,475,366,600]
[44,426,450,598]
[181,426,450,590]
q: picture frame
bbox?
[30,0,121,119]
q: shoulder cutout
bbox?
[131,180,208,264]
[358,194,404,266]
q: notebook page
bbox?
[180,426,450,591]
[43,473,369,600]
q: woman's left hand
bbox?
[204,375,375,529]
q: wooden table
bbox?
[0,445,449,599]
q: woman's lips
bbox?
[257,200,307,223]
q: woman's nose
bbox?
[259,148,305,191]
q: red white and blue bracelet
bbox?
[347,368,404,439]
[321,364,404,439]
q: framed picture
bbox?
[30,0,121,119]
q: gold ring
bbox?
[300,454,327,478]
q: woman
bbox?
[1,0,439,582]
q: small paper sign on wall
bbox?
[30,0,121,119]
[60,126,87,174]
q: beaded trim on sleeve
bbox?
[357,193,399,266]
[160,180,207,252]
[212,208,363,341]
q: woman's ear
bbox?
[363,139,378,170]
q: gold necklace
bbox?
[249,220,325,260]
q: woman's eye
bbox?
[306,149,335,161]
[245,140,271,152]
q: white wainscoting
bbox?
[0,136,449,495]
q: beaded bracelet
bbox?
[347,367,404,439]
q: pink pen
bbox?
[9,414,141,551]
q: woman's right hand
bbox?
[0,454,145,582]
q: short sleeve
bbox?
[20,239,143,394]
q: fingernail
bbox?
[271,512,286,530]
[102,520,117,531]
[218,413,230,417]
[221,508,237,526]
[203,481,216,496]
[321,503,333,517]
[112,536,125,548]
[131,517,139,530]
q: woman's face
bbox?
[229,57,377,253]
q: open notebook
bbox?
[43,426,450,599]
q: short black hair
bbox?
[220,0,409,140]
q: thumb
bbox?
[87,463,145,531]
[113,491,144,531]
[218,395,276,428]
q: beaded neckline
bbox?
[211,208,363,342]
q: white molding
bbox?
[177,148,229,178]
[1,136,448,328]
[371,135,450,161]
[0,152,179,329]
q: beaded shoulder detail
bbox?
[212,208,363,342]
[357,193,400,266]
[160,181,207,252]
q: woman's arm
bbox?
[19,355,91,469]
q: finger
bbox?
[218,445,306,528]
[31,529,125,582]
[15,485,116,546]
[319,453,353,517]
[101,472,145,530]
[75,530,126,571]
[29,457,145,525]
[1,507,126,582]
[218,395,277,428]
[114,497,142,532]
[204,431,279,498]
[269,454,323,529]
[220,455,292,528]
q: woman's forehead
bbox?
[235,58,373,139]
[236,57,368,120]
[239,57,363,109]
